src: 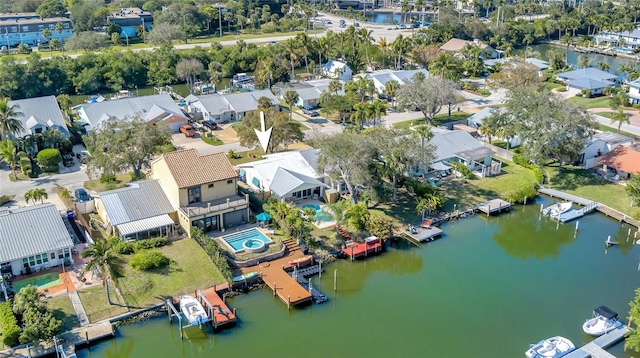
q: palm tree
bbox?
[577,54,591,69]
[0,139,19,180]
[295,32,312,73]
[378,37,389,68]
[369,99,388,126]
[328,79,342,94]
[283,38,300,80]
[283,90,299,119]
[479,112,501,144]
[41,28,52,54]
[81,239,124,305]
[24,188,48,205]
[384,80,400,107]
[351,102,369,128]
[358,28,374,67]
[412,124,433,182]
[54,22,64,55]
[0,98,24,140]
[619,63,637,82]
[429,52,459,79]
[596,61,610,72]
[610,109,630,133]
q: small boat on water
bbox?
[179,295,208,327]
[583,305,621,336]
[542,202,573,217]
[525,336,575,358]
[288,255,313,267]
[233,271,259,282]
[231,73,254,86]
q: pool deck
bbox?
[240,239,312,307]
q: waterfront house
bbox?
[484,57,548,76]
[273,79,344,108]
[107,7,153,39]
[0,13,72,47]
[363,69,430,94]
[428,129,500,178]
[322,59,353,82]
[237,149,328,202]
[75,93,188,132]
[93,180,176,241]
[577,132,634,169]
[598,145,640,180]
[628,78,640,104]
[0,204,75,277]
[466,107,522,147]
[439,38,498,59]
[8,95,70,138]
[595,29,640,49]
[189,90,280,123]
[555,67,618,95]
[151,149,249,234]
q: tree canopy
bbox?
[396,75,458,124]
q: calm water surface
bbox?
[527,44,637,78]
[78,197,640,358]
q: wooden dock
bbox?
[564,325,629,358]
[402,226,443,244]
[597,204,640,229]
[196,287,236,329]
[261,265,312,307]
[557,202,599,223]
[476,199,511,215]
[538,188,595,206]
[341,237,383,260]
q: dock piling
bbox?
[273,282,277,296]
[575,221,579,232]
[334,269,337,291]
[319,262,322,278]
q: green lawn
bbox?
[567,96,611,109]
[228,148,265,165]
[393,112,471,130]
[48,294,81,331]
[78,285,129,323]
[84,174,132,192]
[544,163,635,216]
[369,189,421,226]
[201,134,224,146]
[597,124,639,139]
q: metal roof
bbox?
[97,180,174,226]
[466,107,506,127]
[224,90,280,113]
[269,168,324,197]
[238,150,322,192]
[593,132,633,146]
[566,78,614,90]
[431,130,491,162]
[116,214,174,236]
[557,67,618,82]
[0,204,74,262]
[78,93,187,129]
[9,95,69,137]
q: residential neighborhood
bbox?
[2,0,640,356]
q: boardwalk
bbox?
[476,199,511,215]
[597,204,640,229]
[564,325,629,358]
[538,188,596,206]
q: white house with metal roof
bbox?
[425,129,500,178]
[237,149,327,201]
[0,204,75,277]
[466,107,522,147]
[322,59,353,82]
[273,79,344,108]
[361,69,430,94]
[75,93,189,132]
[628,78,640,104]
[556,67,618,95]
[8,95,69,138]
[93,180,177,241]
[189,90,280,123]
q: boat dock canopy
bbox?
[595,306,618,320]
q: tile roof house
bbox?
[189,90,280,123]
[93,180,176,240]
[556,67,618,95]
[9,95,69,138]
[0,204,75,276]
[439,38,498,59]
[151,149,249,235]
[237,149,327,201]
[598,145,640,180]
[322,59,353,82]
[75,93,188,132]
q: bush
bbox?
[99,173,117,184]
[450,161,473,179]
[492,140,508,149]
[135,237,169,250]
[512,154,544,183]
[109,236,169,254]
[0,301,21,347]
[191,227,232,282]
[0,195,10,206]
[36,148,61,172]
[19,157,32,176]
[130,250,170,270]
[129,171,146,182]
[113,241,135,254]
[505,184,538,204]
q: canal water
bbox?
[77,196,640,358]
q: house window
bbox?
[188,187,201,204]
[208,183,214,188]
[51,253,55,260]
[48,24,55,30]
[38,25,44,31]
[227,179,233,184]
[10,27,17,33]
[22,26,28,32]
[63,23,70,29]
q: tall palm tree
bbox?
[358,28,374,67]
[384,80,400,107]
[611,109,630,133]
[0,139,19,180]
[369,99,388,126]
[429,52,459,79]
[377,37,389,68]
[328,79,342,94]
[0,98,24,140]
[283,38,300,80]
[54,22,64,54]
[24,188,47,205]
[316,36,332,70]
[597,61,611,72]
[619,63,637,82]
[283,90,299,119]
[351,102,369,128]
[412,124,433,182]
[81,239,124,305]
[295,32,312,73]
[577,54,592,69]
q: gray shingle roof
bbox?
[78,93,187,129]
[0,204,74,262]
[9,95,69,138]
[566,78,614,90]
[96,180,175,226]
[557,67,618,82]
[269,168,324,197]
[224,90,280,113]
[431,130,490,162]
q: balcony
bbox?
[180,194,249,218]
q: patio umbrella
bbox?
[256,212,271,221]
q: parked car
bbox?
[75,188,92,203]
[203,120,218,130]
[62,154,74,167]
[180,124,197,137]
[302,106,319,117]
[77,150,90,164]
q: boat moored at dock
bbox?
[583,306,621,336]
[179,295,209,327]
[525,336,575,358]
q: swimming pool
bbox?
[13,272,62,292]
[613,47,635,54]
[301,204,334,222]
[220,228,272,252]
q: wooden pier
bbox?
[564,325,629,358]
[556,202,599,223]
[597,204,640,229]
[261,265,312,307]
[476,199,511,215]
[197,288,236,330]
[538,188,595,206]
[290,266,328,304]
[402,226,443,244]
[341,236,383,260]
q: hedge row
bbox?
[0,301,20,347]
[512,153,544,184]
[130,250,170,271]
[191,227,233,283]
[109,237,169,255]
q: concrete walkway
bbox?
[69,291,89,326]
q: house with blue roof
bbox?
[556,67,618,96]
[628,78,640,104]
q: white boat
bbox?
[232,73,254,86]
[542,202,573,217]
[583,306,621,336]
[525,336,575,358]
[179,295,208,327]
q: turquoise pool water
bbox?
[13,272,62,292]
[613,47,635,54]
[302,203,334,222]
[221,229,271,252]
